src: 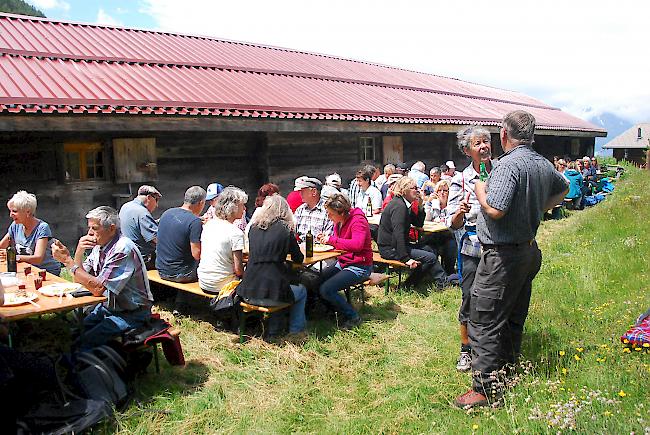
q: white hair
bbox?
[214,186,248,220]
[8,191,37,214]
[411,161,425,172]
[86,206,120,229]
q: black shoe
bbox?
[341,316,362,329]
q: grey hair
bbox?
[183,186,207,205]
[86,206,120,229]
[411,161,425,172]
[503,110,536,145]
[8,190,37,214]
[383,164,395,174]
[457,125,492,151]
[430,167,441,175]
[214,186,248,220]
[250,194,295,232]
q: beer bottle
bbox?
[479,162,489,182]
[366,196,373,217]
[305,230,314,257]
[6,237,17,273]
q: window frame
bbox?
[359,136,377,162]
[63,142,105,182]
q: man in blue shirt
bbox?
[119,185,161,268]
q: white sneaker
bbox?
[456,351,472,372]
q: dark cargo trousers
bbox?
[468,241,542,398]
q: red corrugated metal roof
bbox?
[0,13,604,134]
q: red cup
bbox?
[24,266,31,276]
[38,270,46,281]
[18,283,26,290]
[33,277,42,290]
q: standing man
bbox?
[51,206,153,350]
[407,161,429,188]
[446,125,495,372]
[119,185,162,269]
[455,111,568,408]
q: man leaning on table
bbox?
[51,206,153,350]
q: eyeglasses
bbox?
[438,189,449,193]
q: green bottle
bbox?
[6,237,17,273]
[479,162,489,182]
[305,230,314,257]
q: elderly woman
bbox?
[236,195,307,336]
[0,191,61,275]
[316,193,373,328]
[198,187,248,294]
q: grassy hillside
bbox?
[103,168,649,434]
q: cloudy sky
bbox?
[29,0,650,124]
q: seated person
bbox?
[119,185,162,269]
[377,177,450,288]
[564,161,584,210]
[294,177,334,242]
[421,180,457,276]
[198,187,247,294]
[317,194,373,329]
[353,166,382,214]
[156,186,205,313]
[236,195,307,336]
[202,182,248,232]
[0,191,61,275]
[51,206,153,350]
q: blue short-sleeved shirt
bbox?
[155,207,202,277]
[119,198,158,256]
[8,220,61,275]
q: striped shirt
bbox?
[477,146,568,245]
[83,235,153,312]
[294,197,334,241]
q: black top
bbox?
[236,221,303,306]
[377,196,424,262]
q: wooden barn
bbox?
[0,13,606,246]
[602,123,649,167]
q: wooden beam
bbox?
[0,115,605,137]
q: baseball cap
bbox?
[294,176,322,191]
[445,160,456,169]
[137,185,162,198]
[205,182,224,201]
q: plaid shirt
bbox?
[83,234,153,312]
[294,197,334,241]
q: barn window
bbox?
[64,142,104,181]
[359,137,376,162]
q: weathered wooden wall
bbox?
[534,136,595,160]
[613,148,646,166]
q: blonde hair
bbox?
[250,195,295,231]
[8,191,37,214]
[392,177,416,197]
[434,179,450,193]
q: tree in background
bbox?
[0,0,45,17]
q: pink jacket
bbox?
[328,208,373,268]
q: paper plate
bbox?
[38,282,83,297]
[313,244,334,252]
[2,291,38,306]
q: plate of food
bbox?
[313,244,334,252]
[38,282,83,297]
[2,291,39,306]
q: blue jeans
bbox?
[319,263,372,320]
[78,304,151,351]
[268,284,308,334]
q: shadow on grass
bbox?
[520,327,563,375]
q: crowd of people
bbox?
[3,109,583,408]
[554,155,603,210]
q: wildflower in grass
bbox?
[634,347,642,352]
[576,347,584,352]
[604,410,612,417]
[574,355,581,361]
[623,348,631,353]
[596,356,606,363]
[562,368,568,375]
[643,343,649,348]
[618,390,627,397]
[472,424,479,430]
[559,350,565,356]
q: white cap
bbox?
[445,160,456,169]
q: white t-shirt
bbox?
[355,185,382,212]
[198,218,244,292]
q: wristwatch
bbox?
[69,264,80,275]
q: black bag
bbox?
[74,345,129,406]
[17,398,112,435]
[297,269,321,293]
[209,293,240,331]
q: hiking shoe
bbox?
[456,351,472,372]
[454,389,489,409]
[341,316,362,329]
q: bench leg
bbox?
[397,268,403,290]
[239,311,247,344]
[384,275,390,295]
[153,343,160,373]
[344,288,352,304]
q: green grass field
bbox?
[97,167,649,434]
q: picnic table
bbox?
[0,262,106,323]
[366,213,449,234]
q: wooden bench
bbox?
[372,252,408,293]
[147,269,214,299]
[239,301,292,343]
[344,272,390,305]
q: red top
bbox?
[286,191,304,213]
[328,208,373,268]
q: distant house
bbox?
[0,13,606,246]
[602,123,649,166]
